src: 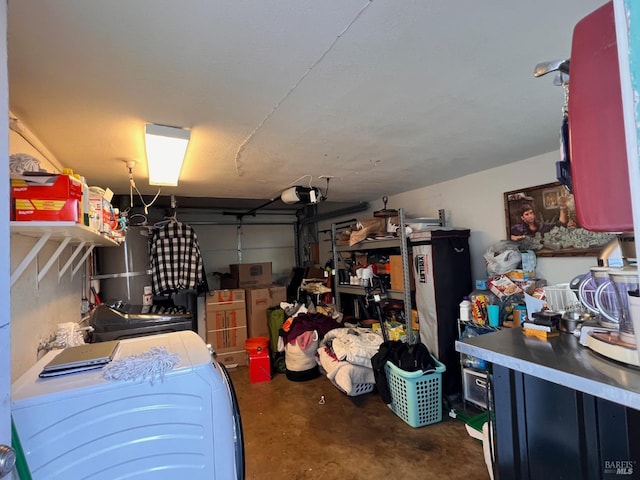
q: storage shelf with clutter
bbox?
[9,158,124,287]
[331,208,418,343]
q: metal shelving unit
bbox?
[10,221,120,287]
[331,208,415,343]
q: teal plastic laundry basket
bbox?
[384,356,446,428]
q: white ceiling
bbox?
[7,0,606,206]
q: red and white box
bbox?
[13,198,80,222]
[11,174,82,200]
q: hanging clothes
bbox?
[149,221,205,295]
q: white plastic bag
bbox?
[484,241,522,275]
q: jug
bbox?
[595,267,639,344]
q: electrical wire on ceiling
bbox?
[233,0,373,177]
[125,161,162,215]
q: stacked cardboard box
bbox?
[11,174,82,222]
[205,289,248,367]
[218,262,286,339]
[245,284,287,338]
[222,262,272,289]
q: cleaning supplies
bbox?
[459,296,472,321]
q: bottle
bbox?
[469,279,497,325]
[459,296,472,321]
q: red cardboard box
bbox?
[13,198,80,222]
[11,174,82,200]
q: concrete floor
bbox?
[228,366,492,480]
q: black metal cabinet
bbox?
[457,328,640,480]
[493,364,640,480]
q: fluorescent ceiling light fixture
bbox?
[145,123,190,186]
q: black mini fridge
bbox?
[410,228,472,399]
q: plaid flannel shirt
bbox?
[150,221,204,295]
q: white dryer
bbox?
[12,330,244,479]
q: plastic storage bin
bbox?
[463,367,488,409]
[384,356,446,428]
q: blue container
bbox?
[384,356,446,428]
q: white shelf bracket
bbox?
[59,241,87,281]
[72,244,95,277]
[37,237,71,284]
[11,233,51,287]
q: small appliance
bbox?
[584,236,640,366]
[595,267,638,344]
[576,266,619,325]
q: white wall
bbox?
[9,127,84,381]
[320,150,596,286]
[10,238,82,380]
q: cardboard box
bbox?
[207,288,245,305]
[213,349,248,368]
[390,255,414,291]
[11,174,82,200]
[245,284,286,338]
[205,308,247,332]
[488,274,523,299]
[205,288,248,360]
[228,262,272,288]
[88,195,115,233]
[206,320,247,349]
[13,198,80,222]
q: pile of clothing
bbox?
[278,302,342,381]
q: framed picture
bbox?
[504,182,616,257]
